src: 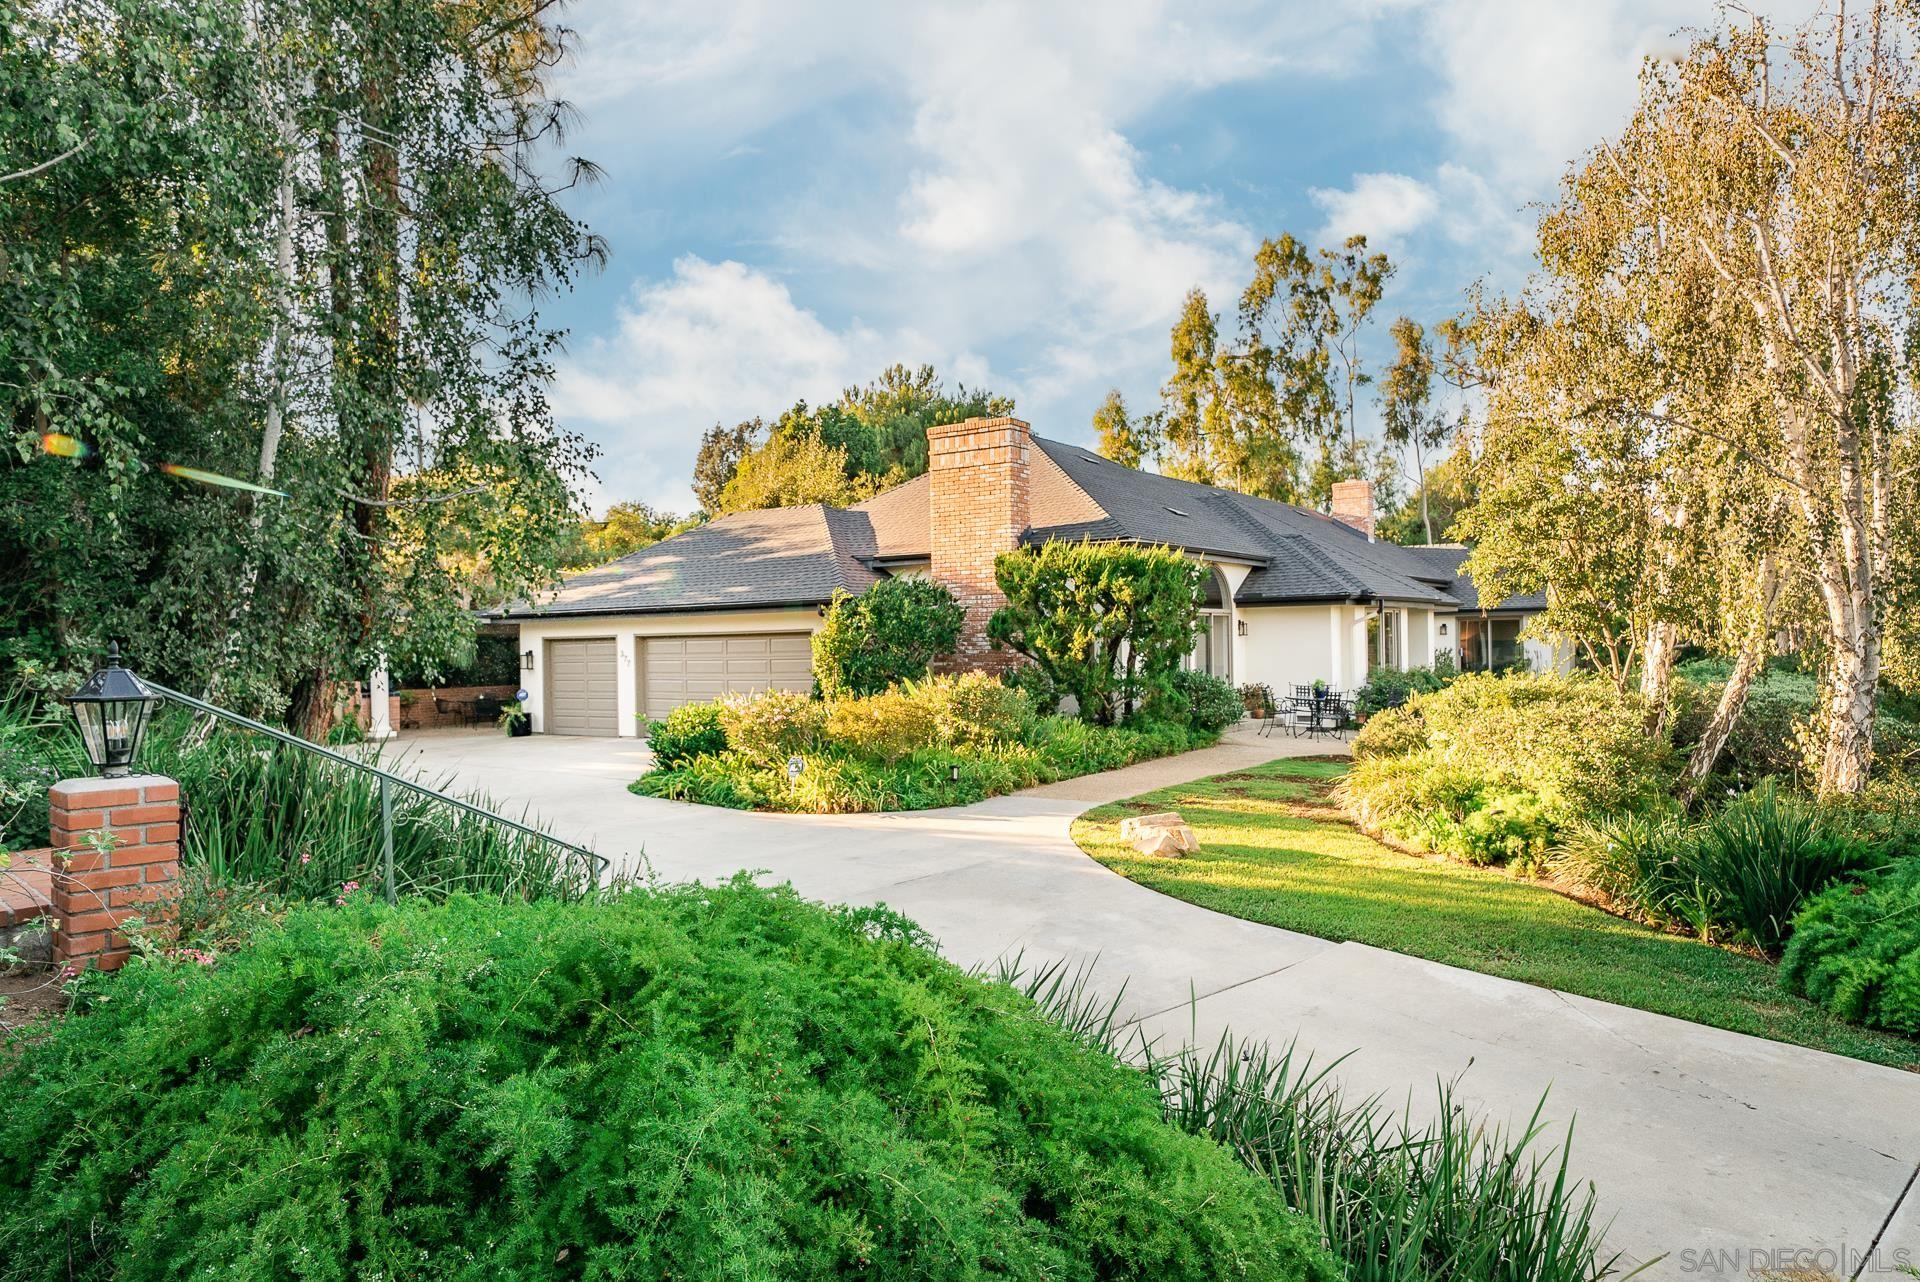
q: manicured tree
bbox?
[812,577,964,698]
[988,541,1205,725]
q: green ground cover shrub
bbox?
[812,577,965,698]
[0,885,1334,1282]
[643,700,728,767]
[0,702,589,900]
[635,676,1213,813]
[1553,782,1874,952]
[1781,858,1920,1033]
[1353,654,1458,717]
[1339,672,1673,868]
[1159,669,1243,732]
[1672,657,1920,784]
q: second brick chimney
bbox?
[1331,479,1375,539]
[928,416,1030,670]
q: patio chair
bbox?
[1314,694,1354,740]
[1282,695,1317,738]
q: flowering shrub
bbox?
[825,688,938,761]
[714,688,826,764]
[914,672,1035,747]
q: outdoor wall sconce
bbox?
[1237,619,1248,636]
[522,649,536,671]
[67,642,164,778]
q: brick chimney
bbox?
[1331,479,1375,539]
[928,416,1030,670]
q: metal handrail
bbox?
[148,682,608,903]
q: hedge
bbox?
[0,886,1335,1281]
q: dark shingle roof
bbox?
[515,434,1543,618]
[1030,439,1459,606]
[1396,544,1548,612]
[505,504,878,618]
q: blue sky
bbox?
[540,0,1755,515]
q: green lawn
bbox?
[1073,757,1920,1071]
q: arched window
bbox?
[1187,565,1232,680]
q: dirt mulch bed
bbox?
[0,968,68,1034]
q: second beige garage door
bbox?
[642,633,812,719]
[546,638,618,736]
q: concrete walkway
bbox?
[392,726,1920,1278]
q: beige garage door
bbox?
[546,638,618,736]
[642,633,812,719]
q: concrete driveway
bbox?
[392,727,1920,1278]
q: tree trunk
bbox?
[1681,634,1762,801]
[1415,434,1433,544]
[1639,619,1679,734]
[1682,552,1779,797]
[1818,612,1879,795]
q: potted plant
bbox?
[498,699,532,737]
[1237,681,1274,719]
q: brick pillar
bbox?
[48,775,180,972]
[928,416,1031,672]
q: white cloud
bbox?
[1310,172,1441,249]
[551,0,1407,501]
[543,0,1822,514]
[552,257,984,513]
[1414,0,1824,192]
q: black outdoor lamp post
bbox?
[67,642,165,778]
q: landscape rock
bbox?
[1119,811,1198,858]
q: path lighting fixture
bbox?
[68,642,164,778]
[522,649,535,671]
[950,764,960,784]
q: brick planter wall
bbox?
[340,683,519,732]
[389,684,520,731]
[47,775,180,972]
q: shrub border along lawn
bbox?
[1073,757,1920,1070]
[634,713,1219,813]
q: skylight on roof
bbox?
[1164,505,1191,517]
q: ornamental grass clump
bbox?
[0,701,591,901]
[1555,782,1876,952]
[0,885,1336,1282]
[1000,958,1625,1282]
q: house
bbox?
[497,416,1554,735]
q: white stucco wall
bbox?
[1235,604,1374,694]
[1523,635,1576,674]
[512,607,824,736]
